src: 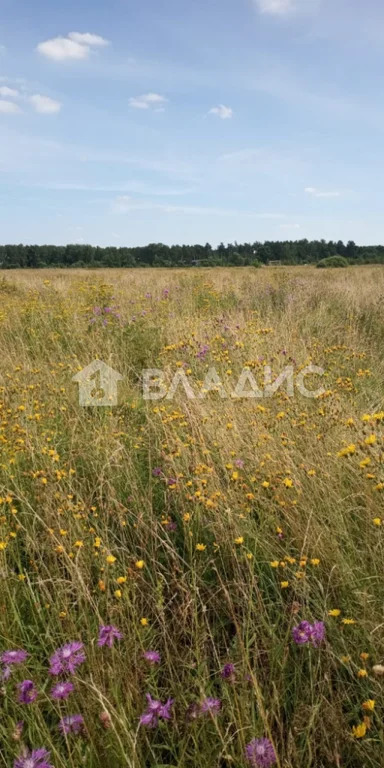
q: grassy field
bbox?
[1,266,384,768]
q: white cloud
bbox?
[68,32,109,47]
[305,186,341,198]
[129,92,168,110]
[36,32,109,61]
[0,99,21,114]
[256,0,295,14]
[209,104,233,119]
[30,94,62,114]
[0,86,19,99]
[112,195,289,218]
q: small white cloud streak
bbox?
[0,86,19,98]
[305,186,341,198]
[209,104,233,119]
[129,92,168,110]
[0,99,21,114]
[36,32,109,61]
[30,94,62,114]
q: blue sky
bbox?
[0,0,383,246]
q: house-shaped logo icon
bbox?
[72,359,123,406]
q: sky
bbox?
[0,0,383,247]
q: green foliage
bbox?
[317,255,349,268]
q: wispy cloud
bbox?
[209,104,233,119]
[112,195,289,218]
[0,100,22,114]
[305,186,341,198]
[0,86,19,99]
[254,0,318,16]
[36,32,109,61]
[29,94,62,114]
[129,92,168,110]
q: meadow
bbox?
[0,265,384,768]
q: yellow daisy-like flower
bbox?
[135,560,145,569]
[358,668,368,678]
[362,700,375,711]
[373,517,382,526]
[196,543,206,551]
[328,609,341,617]
[106,555,116,564]
[140,617,149,626]
[341,618,356,625]
[270,560,279,568]
[351,722,367,739]
[281,581,289,588]
[234,537,244,545]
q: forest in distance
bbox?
[1,238,384,268]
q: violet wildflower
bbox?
[59,714,84,735]
[152,467,162,477]
[292,621,313,645]
[1,649,28,666]
[140,693,173,728]
[17,680,38,705]
[245,737,277,767]
[51,681,74,700]
[221,663,235,681]
[143,650,161,664]
[200,697,221,715]
[2,665,12,681]
[14,748,53,768]
[49,641,85,675]
[310,621,326,647]
[98,625,123,648]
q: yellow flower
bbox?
[0,541,7,551]
[94,537,102,547]
[351,722,367,739]
[360,652,369,661]
[283,477,293,488]
[373,517,382,526]
[196,544,206,551]
[281,581,289,588]
[234,537,244,545]
[270,560,279,568]
[135,560,145,569]
[114,589,122,599]
[341,655,351,663]
[341,618,356,625]
[310,558,320,566]
[246,552,253,560]
[98,580,106,592]
[358,668,368,678]
[116,576,127,584]
[106,555,116,564]
[74,540,83,548]
[364,434,376,445]
[262,481,270,488]
[328,609,341,617]
[362,700,375,711]
[140,617,149,626]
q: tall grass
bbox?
[1,266,384,768]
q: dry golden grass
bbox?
[1,265,384,768]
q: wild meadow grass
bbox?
[0,266,384,768]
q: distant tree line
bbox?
[0,240,383,268]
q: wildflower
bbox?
[270,561,279,568]
[311,621,326,647]
[14,748,53,768]
[200,697,221,715]
[358,668,368,678]
[283,478,293,488]
[292,621,313,645]
[140,693,174,728]
[328,609,341,617]
[114,589,122,599]
[135,560,145,569]
[106,555,116,564]
[362,700,375,711]
[221,663,235,680]
[49,641,85,675]
[372,664,384,676]
[351,722,367,739]
[140,617,149,627]
[196,543,206,551]
[310,558,320,566]
[152,467,162,477]
[1,649,28,665]
[12,721,24,742]
[2,665,11,681]
[51,681,74,700]
[17,680,38,704]
[234,537,244,545]
[373,517,382,526]
[98,625,123,648]
[341,618,356,625]
[281,581,289,588]
[360,652,369,661]
[59,714,84,735]
[143,650,161,664]
[245,737,277,767]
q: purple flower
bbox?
[152,467,162,477]
[200,697,221,715]
[292,621,313,645]
[292,620,326,647]
[245,737,277,767]
[221,663,235,681]
[59,714,84,735]
[51,681,74,700]
[140,694,173,728]
[1,649,28,666]
[235,458,244,468]
[311,621,326,647]
[2,665,12,681]
[49,641,85,675]
[17,680,38,704]
[98,625,123,648]
[14,748,53,768]
[143,650,161,664]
